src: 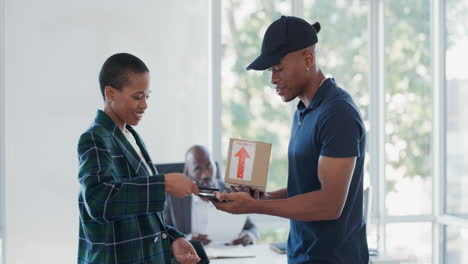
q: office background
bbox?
[1,0,468,263]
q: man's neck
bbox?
[298,70,326,108]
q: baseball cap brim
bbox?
[246,53,282,71]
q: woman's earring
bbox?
[108,99,112,103]
[306,67,310,72]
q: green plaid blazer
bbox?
[77,110,184,264]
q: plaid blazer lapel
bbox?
[94,110,165,224]
[94,110,150,177]
[124,122,165,224]
[126,125,158,176]
[125,126,166,224]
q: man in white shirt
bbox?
[164,145,259,246]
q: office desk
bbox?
[206,244,399,264]
[207,244,287,264]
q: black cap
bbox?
[246,16,320,71]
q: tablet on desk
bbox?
[270,242,287,254]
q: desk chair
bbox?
[155,162,185,174]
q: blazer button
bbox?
[161,232,168,239]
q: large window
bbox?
[385,0,432,217]
[304,0,369,119]
[217,0,468,262]
[443,1,468,264]
[221,0,291,193]
[303,0,373,246]
[384,1,433,262]
[303,0,369,162]
[445,0,468,220]
[221,0,291,242]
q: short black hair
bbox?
[99,53,149,100]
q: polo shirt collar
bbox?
[297,77,336,112]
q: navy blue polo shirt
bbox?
[287,78,369,264]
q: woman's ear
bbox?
[104,86,114,101]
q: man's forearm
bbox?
[266,188,288,200]
[252,190,343,221]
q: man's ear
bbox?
[303,49,315,68]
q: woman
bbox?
[77,53,200,264]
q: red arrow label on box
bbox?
[234,147,250,179]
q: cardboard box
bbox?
[224,138,272,192]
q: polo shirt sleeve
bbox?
[318,101,364,158]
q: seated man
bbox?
[164,145,259,246]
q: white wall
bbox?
[0,0,6,262]
[3,0,210,263]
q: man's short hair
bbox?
[98,53,149,99]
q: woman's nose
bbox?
[140,98,148,109]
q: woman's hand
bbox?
[171,237,201,264]
[165,173,199,198]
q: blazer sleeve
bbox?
[166,225,185,245]
[78,130,167,224]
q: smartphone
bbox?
[198,186,220,192]
[198,192,225,202]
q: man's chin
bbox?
[281,95,295,103]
